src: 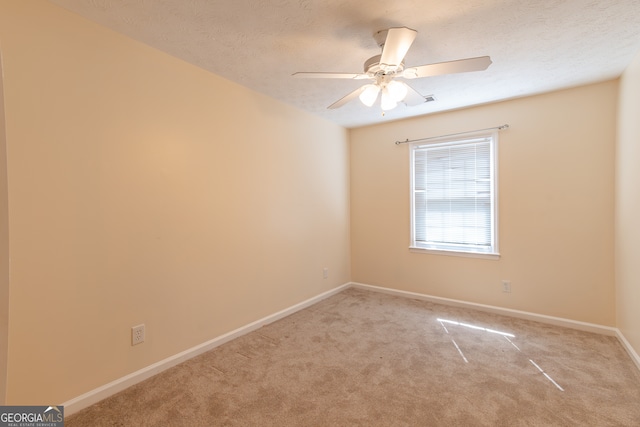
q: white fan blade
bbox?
[402,82,428,106]
[292,72,369,79]
[328,86,367,109]
[403,56,492,79]
[380,27,417,68]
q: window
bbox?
[410,132,498,258]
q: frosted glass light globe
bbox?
[380,88,398,110]
[359,84,380,107]
[386,80,408,102]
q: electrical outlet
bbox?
[323,267,328,279]
[502,280,512,293]
[131,324,145,346]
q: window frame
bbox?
[409,131,500,260]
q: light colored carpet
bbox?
[67,288,640,426]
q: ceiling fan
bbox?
[293,27,492,111]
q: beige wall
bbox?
[0,50,9,404]
[616,51,640,356]
[0,1,350,404]
[350,81,617,325]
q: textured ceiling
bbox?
[49,0,640,128]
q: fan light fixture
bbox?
[359,81,408,110]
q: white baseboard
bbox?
[62,282,351,416]
[616,329,640,372]
[350,282,640,372]
[349,282,618,336]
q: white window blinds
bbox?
[411,134,498,256]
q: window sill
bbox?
[409,246,501,260]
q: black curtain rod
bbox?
[394,124,510,145]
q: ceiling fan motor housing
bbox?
[364,54,404,76]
